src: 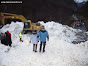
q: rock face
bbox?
[78,2,88,17]
[75,2,88,31]
[0,0,77,24]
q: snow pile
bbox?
[0,22,23,34]
[39,21,78,43]
[0,22,24,47]
[74,0,88,3]
[0,21,88,66]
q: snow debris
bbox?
[0,21,88,66]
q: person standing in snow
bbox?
[6,31,12,45]
[1,33,7,45]
[5,32,12,46]
[19,33,23,42]
[30,30,39,52]
[37,25,49,52]
[7,31,11,38]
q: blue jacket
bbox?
[37,30,49,42]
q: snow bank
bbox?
[0,22,23,34]
[0,22,24,47]
[0,21,88,66]
[39,21,78,43]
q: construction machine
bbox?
[0,12,42,32]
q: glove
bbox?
[29,41,31,43]
[47,38,49,41]
[38,41,39,42]
[47,36,49,41]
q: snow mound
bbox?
[0,22,24,47]
[39,21,78,43]
[0,21,88,66]
[0,22,24,34]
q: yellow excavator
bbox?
[0,12,42,32]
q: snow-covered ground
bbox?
[74,0,88,3]
[0,21,88,66]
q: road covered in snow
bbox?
[0,21,88,66]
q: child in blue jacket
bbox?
[37,25,49,52]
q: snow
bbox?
[39,21,79,43]
[0,21,88,66]
[74,0,88,3]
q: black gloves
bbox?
[47,36,49,41]
[29,41,31,43]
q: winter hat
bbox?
[41,25,45,31]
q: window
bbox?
[24,22,30,28]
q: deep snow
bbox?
[0,22,88,66]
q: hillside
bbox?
[0,0,77,23]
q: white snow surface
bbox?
[74,0,88,3]
[0,21,88,66]
[39,21,79,43]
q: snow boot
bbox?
[43,50,45,52]
[20,38,23,42]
